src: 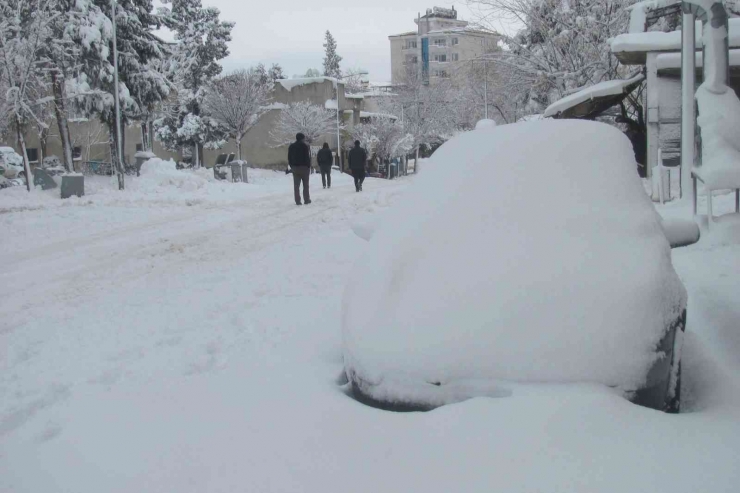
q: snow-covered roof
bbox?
[388,31,417,38]
[611,18,740,54]
[543,74,645,118]
[360,111,398,120]
[278,77,338,92]
[427,26,498,36]
[656,48,740,70]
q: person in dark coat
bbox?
[317,142,333,189]
[288,132,312,205]
[348,140,367,192]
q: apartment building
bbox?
[389,6,499,84]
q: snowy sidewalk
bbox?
[1,171,740,492]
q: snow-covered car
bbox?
[0,146,24,179]
[342,119,688,414]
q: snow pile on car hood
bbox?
[342,119,687,408]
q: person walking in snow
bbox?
[348,140,367,192]
[288,133,312,205]
[317,142,333,189]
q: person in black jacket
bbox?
[348,140,367,192]
[288,133,312,205]
[317,142,333,189]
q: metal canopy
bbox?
[547,77,645,120]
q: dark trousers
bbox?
[320,166,331,188]
[292,166,310,204]
[352,169,365,191]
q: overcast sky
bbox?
[200,0,502,82]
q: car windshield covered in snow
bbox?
[342,119,687,412]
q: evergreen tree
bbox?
[322,31,342,79]
[154,0,234,168]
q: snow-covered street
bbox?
[2,166,740,492]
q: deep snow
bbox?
[1,157,740,492]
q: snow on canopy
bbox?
[342,119,687,409]
[543,74,644,118]
[611,18,740,53]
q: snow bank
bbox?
[694,85,740,190]
[343,119,687,409]
[543,74,644,118]
[474,119,497,129]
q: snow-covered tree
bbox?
[342,67,368,94]
[303,68,321,78]
[40,0,116,172]
[379,65,457,171]
[154,0,233,167]
[466,0,636,112]
[204,68,273,160]
[348,116,414,166]
[269,101,337,146]
[0,0,54,191]
[322,31,342,79]
[255,63,286,85]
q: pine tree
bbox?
[322,31,342,79]
[153,0,234,168]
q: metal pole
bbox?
[336,91,341,171]
[680,12,695,204]
[111,0,124,190]
[484,60,488,120]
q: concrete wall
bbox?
[4,119,179,171]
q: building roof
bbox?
[427,26,499,37]
[543,74,645,119]
[389,31,418,38]
[611,18,740,64]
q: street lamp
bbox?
[111,0,124,190]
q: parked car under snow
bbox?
[342,119,690,413]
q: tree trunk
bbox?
[15,119,32,192]
[193,143,200,169]
[51,71,74,172]
[141,120,149,152]
[414,146,420,174]
[236,134,243,161]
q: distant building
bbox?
[388,6,499,85]
[5,78,386,171]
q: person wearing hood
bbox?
[348,140,367,192]
[317,142,333,189]
[288,132,312,205]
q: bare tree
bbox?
[348,116,414,172]
[466,0,635,112]
[204,68,273,160]
[378,65,457,172]
[269,101,338,147]
[342,67,368,94]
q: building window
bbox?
[434,70,449,78]
[433,38,446,47]
[136,143,143,152]
[73,146,82,160]
[26,148,39,163]
[451,53,459,61]
[404,40,417,50]
[405,55,418,64]
[452,37,459,45]
[433,54,447,62]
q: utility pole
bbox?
[111,0,124,190]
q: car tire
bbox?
[664,361,681,414]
